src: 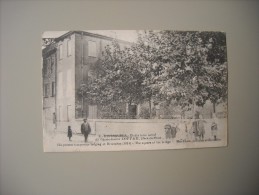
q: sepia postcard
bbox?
[42,30,228,152]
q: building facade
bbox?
[42,43,57,130]
[42,31,131,130]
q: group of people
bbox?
[67,118,91,142]
[66,115,218,143]
[164,114,219,142]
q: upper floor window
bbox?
[44,83,49,97]
[51,82,55,97]
[44,57,50,76]
[59,44,63,60]
[88,41,97,57]
[67,39,72,56]
[43,59,47,76]
[51,56,55,73]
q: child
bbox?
[67,126,72,141]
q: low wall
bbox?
[54,118,227,141]
[56,119,174,134]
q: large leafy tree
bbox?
[80,40,147,112]
[135,30,227,113]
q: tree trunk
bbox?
[149,99,152,119]
[82,95,84,118]
[192,97,195,119]
[213,102,216,113]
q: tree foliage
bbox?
[80,40,147,106]
[133,30,227,109]
[79,30,228,116]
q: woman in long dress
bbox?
[211,113,218,141]
[176,121,188,141]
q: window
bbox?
[43,59,47,76]
[59,44,63,60]
[51,82,55,96]
[51,56,55,73]
[88,41,97,57]
[67,39,72,56]
[45,57,50,75]
[44,83,49,97]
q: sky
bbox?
[42,30,139,42]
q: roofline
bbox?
[42,42,57,56]
[54,31,132,45]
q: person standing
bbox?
[197,114,206,141]
[176,121,187,141]
[67,126,72,141]
[81,118,91,142]
[53,112,57,129]
[164,124,177,141]
[211,113,218,141]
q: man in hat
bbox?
[81,118,91,142]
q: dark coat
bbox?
[171,127,177,138]
[81,122,91,135]
[67,129,72,138]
